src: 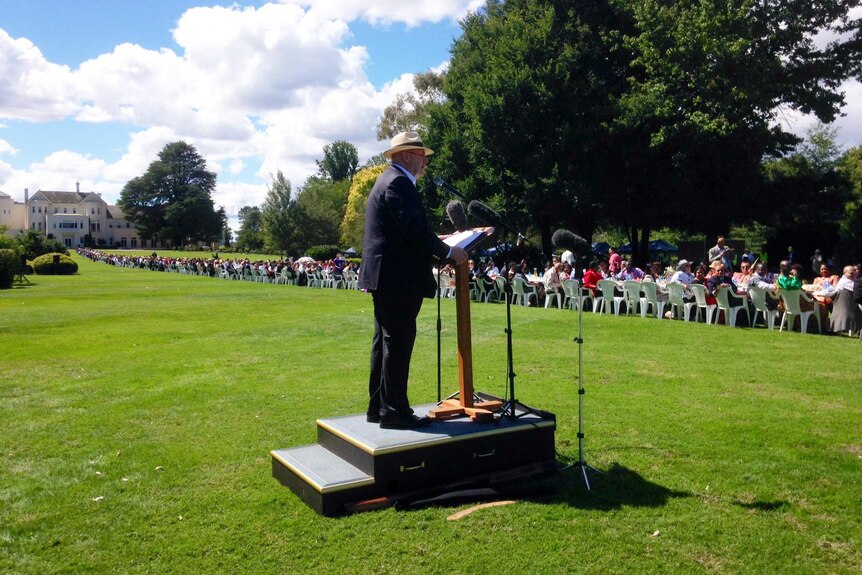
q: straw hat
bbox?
[383,131,434,159]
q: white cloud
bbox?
[0,30,80,121]
[280,0,484,27]
[0,151,107,201]
[102,127,179,184]
[0,138,17,155]
[213,180,269,221]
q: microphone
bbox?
[468,200,526,244]
[446,200,469,232]
[433,176,466,200]
[551,229,589,253]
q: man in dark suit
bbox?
[359,132,468,429]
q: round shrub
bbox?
[305,244,341,261]
[32,252,79,275]
[0,248,16,289]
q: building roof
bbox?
[32,191,88,203]
[0,191,10,199]
[31,190,108,204]
[106,205,125,220]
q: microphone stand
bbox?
[495,231,541,422]
[560,266,601,490]
[435,262,442,403]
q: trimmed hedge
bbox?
[32,252,78,275]
[0,249,15,289]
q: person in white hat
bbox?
[359,132,468,429]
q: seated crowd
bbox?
[76,247,357,286]
[458,242,862,336]
[77,241,862,336]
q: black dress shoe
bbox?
[366,413,380,423]
[379,412,432,429]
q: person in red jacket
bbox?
[582,260,603,296]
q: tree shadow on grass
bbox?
[402,462,690,513]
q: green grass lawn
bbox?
[1,255,860,574]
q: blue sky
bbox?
[0,0,475,219]
[1,0,860,225]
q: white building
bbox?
[0,183,173,249]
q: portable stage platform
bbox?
[271,396,556,516]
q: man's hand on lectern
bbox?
[447,246,468,265]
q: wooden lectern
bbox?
[428,228,504,422]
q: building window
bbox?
[72,208,76,214]
[54,208,58,214]
[91,208,95,214]
[64,208,67,213]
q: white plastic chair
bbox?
[489,277,506,303]
[562,279,581,311]
[747,285,780,329]
[640,281,667,318]
[622,280,646,317]
[665,282,695,321]
[690,284,717,324]
[779,290,822,334]
[511,277,537,307]
[714,285,750,327]
[472,278,493,303]
[595,279,624,315]
[544,280,563,309]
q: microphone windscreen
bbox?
[552,229,589,252]
[433,176,444,187]
[446,200,469,232]
[467,200,502,227]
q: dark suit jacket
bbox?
[854,278,862,305]
[359,166,449,298]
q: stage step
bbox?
[271,444,377,516]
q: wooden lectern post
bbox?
[428,228,503,422]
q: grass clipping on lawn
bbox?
[1,255,860,575]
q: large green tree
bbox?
[316,141,359,182]
[262,171,301,255]
[835,145,862,262]
[119,141,222,247]
[296,176,351,247]
[377,71,445,140]
[608,0,861,263]
[235,205,264,252]
[432,0,631,257]
[431,0,861,264]
[759,124,852,263]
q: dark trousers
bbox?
[367,290,424,417]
